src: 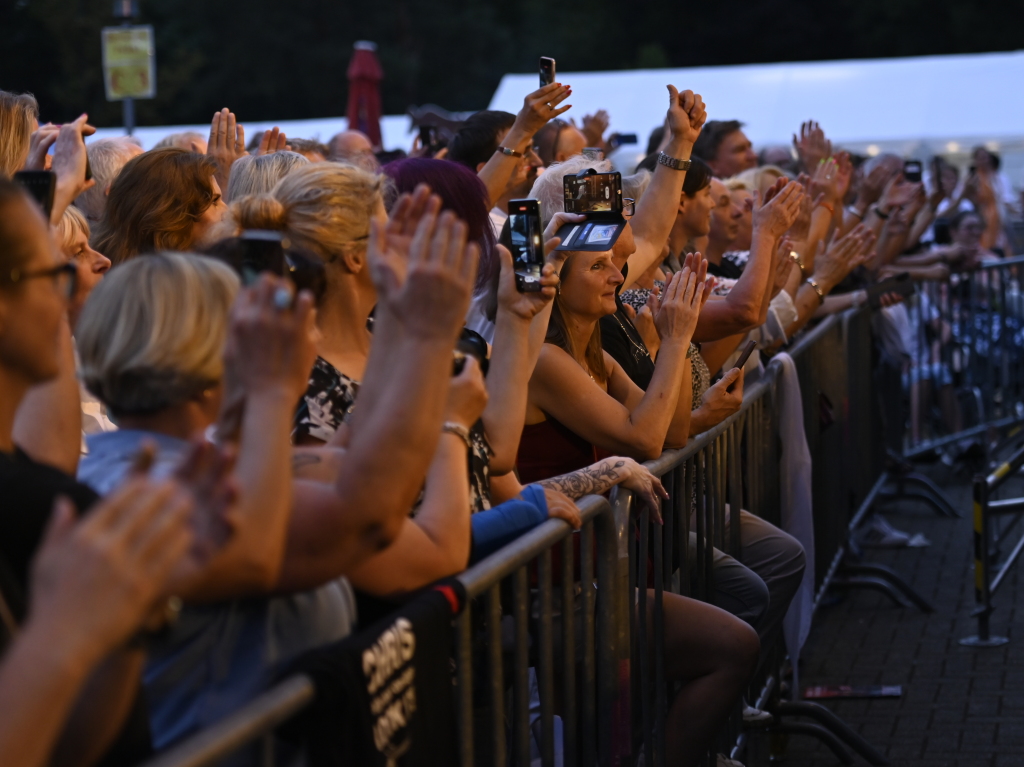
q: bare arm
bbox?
[624,86,707,288]
[14,318,81,475]
[476,83,570,208]
[274,193,479,592]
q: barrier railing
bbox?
[137,307,901,767]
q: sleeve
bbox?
[468,486,549,564]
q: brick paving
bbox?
[764,466,1024,767]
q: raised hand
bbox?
[226,273,317,400]
[370,186,479,342]
[580,109,610,146]
[857,163,894,208]
[25,123,59,170]
[496,244,559,321]
[753,180,804,240]
[50,113,97,224]
[792,120,832,173]
[655,261,706,346]
[812,225,873,289]
[256,126,289,156]
[665,85,707,147]
[509,82,572,142]
[29,478,194,660]
[445,355,488,430]
[207,108,247,190]
[772,237,796,297]
[879,173,923,212]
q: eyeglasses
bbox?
[4,262,78,299]
[623,198,636,217]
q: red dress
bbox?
[517,416,610,484]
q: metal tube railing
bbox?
[133,302,902,767]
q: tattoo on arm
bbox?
[539,460,627,500]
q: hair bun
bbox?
[230,194,288,231]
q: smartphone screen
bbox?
[13,170,56,220]
[903,160,923,184]
[563,171,622,216]
[508,199,544,292]
[539,57,556,88]
[238,230,286,285]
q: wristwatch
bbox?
[496,146,524,158]
[657,152,692,171]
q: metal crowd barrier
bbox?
[138,308,905,767]
[897,255,1024,460]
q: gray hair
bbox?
[528,154,613,227]
[225,151,309,203]
[152,131,206,151]
[75,137,142,222]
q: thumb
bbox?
[497,243,513,274]
[666,84,679,106]
[42,496,78,549]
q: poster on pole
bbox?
[101,25,156,101]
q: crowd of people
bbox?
[0,73,1012,767]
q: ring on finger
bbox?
[273,286,293,310]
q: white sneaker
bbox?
[742,704,773,724]
[717,754,745,767]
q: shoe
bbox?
[742,704,773,725]
[716,754,745,767]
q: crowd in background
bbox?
[0,73,1010,767]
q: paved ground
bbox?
[758,465,1024,767]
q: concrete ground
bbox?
[764,466,1024,767]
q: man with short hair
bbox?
[73,137,143,224]
[448,110,543,236]
[692,120,757,178]
[326,130,378,172]
[704,177,746,278]
[532,118,587,167]
[286,138,329,163]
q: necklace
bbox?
[611,311,651,362]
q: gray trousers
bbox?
[688,509,806,642]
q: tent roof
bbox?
[487,50,1024,154]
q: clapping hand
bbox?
[792,120,832,173]
[654,257,706,346]
[753,179,804,240]
[580,109,610,147]
[369,184,479,342]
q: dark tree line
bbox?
[2,0,1023,128]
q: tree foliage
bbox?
[2,0,1023,127]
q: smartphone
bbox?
[608,133,638,151]
[238,230,286,285]
[732,340,758,370]
[13,170,56,219]
[418,125,434,151]
[539,57,556,88]
[903,160,923,184]
[508,199,544,292]
[582,147,604,161]
[866,272,915,309]
[563,171,622,215]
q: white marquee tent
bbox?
[90,50,1024,189]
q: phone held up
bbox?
[507,199,544,293]
[727,340,758,392]
[903,160,923,184]
[13,170,56,220]
[539,57,556,88]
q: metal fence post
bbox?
[960,473,1009,647]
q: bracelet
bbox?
[442,421,473,450]
[657,151,692,171]
[817,202,835,215]
[805,277,825,305]
[496,146,524,158]
[872,204,892,220]
[845,205,864,219]
[789,250,806,277]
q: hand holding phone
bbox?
[506,199,544,292]
[732,340,758,371]
[539,57,556,88]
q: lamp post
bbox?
[113,0,138,135]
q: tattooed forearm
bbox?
[539,459,627,500]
